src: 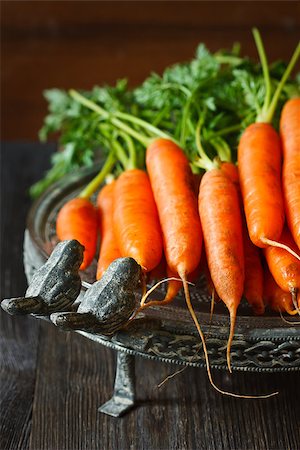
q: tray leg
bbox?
[98,351,136,417]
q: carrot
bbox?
[221,162,265,315]
[96,181,121,280]
[56,197,98,270]
[199,168,244,370]
[242,228,265,315]
[113,169,163,272]
[238,30,300,258]
[56,153,116,271]
[141,263,200,309]
[264,226,300,311]
[238,123,285,247]
[70,83,278,398]
[263,265,298,315]
[146,139,202,276]
[280,97,300,250]
[145,138,204,333]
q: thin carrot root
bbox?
[141,271,147,297]
[179,271,278,399]
[290,288,300,316]
[210,289,215,323]
[157,367,187,388]
[139,276,194,308]
[261,237,300,261]
[279,310,300,324]
[207,289,216,336]
[226,309,237,374]
[140,277,181,307]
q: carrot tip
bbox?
[226,309,237,374]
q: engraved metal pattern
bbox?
[21,163,300,374]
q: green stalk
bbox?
[69,89,151,147]
[111,139,129,170]
[78,152,116,199]
[266,42,300,123]
[195,118,216,171]
[253,29,300,124]
[252,28,272,121]
[115,111,172,141]
[118,131,137,169]
[211,123,241,138]
[210,137,231,163]
[180,96,193,147]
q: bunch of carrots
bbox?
[52,30,299,397]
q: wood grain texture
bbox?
[0,143,53,450]
[1,143,300,450]
[1,1,300,140]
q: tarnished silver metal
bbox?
[98,352,135,417]
[1,239,84,315]
[51,257,141,334]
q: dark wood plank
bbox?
[28,320,300,450]
[0,143,54,450]
[2,1,300,30]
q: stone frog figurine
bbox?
[51,257,141,335]
[1,240,84,315]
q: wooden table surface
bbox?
[1,146,300,450]
[1,3,300,449]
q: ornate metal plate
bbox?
[25,164,300,373]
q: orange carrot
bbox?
[238,122,285,248]
[237,30,300,260]
[145,138,204,343]
[56,197,98,270]
[113,169,163,272]
[141,262,201,309]
[263,265,298,315]
[199,168,244,370]
[221,162,265,315]
[264,226,300,309]
[280,97,300,250]
[96,181,121,280]
[146,139,202,277]
[242,228,265,315]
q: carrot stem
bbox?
[252,28,272,120]
[210,136,232,163]
[195,117,217,171]
[266,41,300,123]
[252,29,300,123]
[118,131,137,169]
[69,89,151,147]
[111,139,129,170]
[78,152,116,199]
[211,123,241,138]
[115,111,173,141]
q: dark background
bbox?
[2,1,300,140]
[1,3,300,450]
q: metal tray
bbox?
[23,164,300,416]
